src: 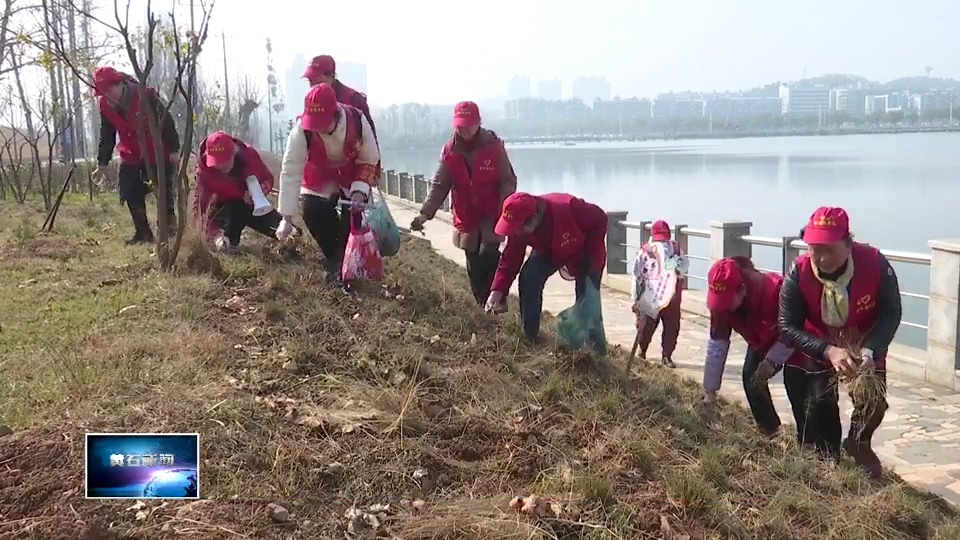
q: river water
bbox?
[384,133,960,348]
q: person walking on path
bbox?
[778,206,902,478]
[632,220,687,367]
[92,66,180,244]
[702,257,800,437]
[484,192,607,343]
[411,101,518,306]
[274,83,379,291]
[194,131,286,252]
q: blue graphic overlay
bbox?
[85,433,200,499]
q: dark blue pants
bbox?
[518,252,593,339]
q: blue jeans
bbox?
[518,252,594,339]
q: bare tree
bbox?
[43,0,216,269]
[234,73,261,141]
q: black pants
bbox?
[212,199,282,246]
[518,252,599,341]
[741,347,784,435]
[464,243,501,305]
[119,161,175,236]
[301,193,359,268]
[781,357,888,459]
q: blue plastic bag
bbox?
[365,189,401,257]
[555,281,608,355]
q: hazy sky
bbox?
[116,0,958,106]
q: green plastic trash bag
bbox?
[365,189,401,257]
[555,281,608,355]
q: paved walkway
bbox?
[385,199,960,506]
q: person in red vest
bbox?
[484,192,607,343]
[194,131,285,252]
[92,66,180,244]
[702,256,802,438]
[633,219,688,368]
[778,206,902,478]
[302,55,380,179]
[410,101,518,306]
[274,83,379,291]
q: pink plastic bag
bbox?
[342,211,384,282]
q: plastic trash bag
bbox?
[555,281,608,355]
[342,210,385,282]
[365,189,401,257]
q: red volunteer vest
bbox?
[796,242,885,366]
[99,85,166,165]
[442,137,504,232]
[301,106,363,193]
[716,270,782,352]
[517,193,603,277]
[335,82,381,184]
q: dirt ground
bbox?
[1,197,959,540]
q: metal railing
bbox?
[377,167,960,388]
[614,220,931,333]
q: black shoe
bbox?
[341,280,356,295]
[321,258,342,285]
[126,228,155,245]
[661,356,676,369]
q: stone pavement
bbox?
[384,198,960,507]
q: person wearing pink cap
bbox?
[778,206,902,477]
[411,101,518,306]
[631,220,688,368]
[302,55,380,178]
[275,83,379,290]
[92,66,181,244]
[702,257,801,438]
[194,131,285,252]
[483,192,607,344]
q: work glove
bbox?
[276,218,294,242]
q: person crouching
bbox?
[195,131,285,252]
[702,256,800,438]
[275,83,379,291]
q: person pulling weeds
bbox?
[483,192,607,345]
[702,257,800,438]
[778,206,902,478]
[274,83,379,292]
[195,131,289,253]
[411,101,518,307]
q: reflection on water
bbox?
[386,133,960,349]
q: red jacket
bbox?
[99,84,170,165]
[491,193,607,294]
[442,136,506,233]
[194,137,274,236]
[795,242,885,366]
[301,105,377,193]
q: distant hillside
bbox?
[884,76,960,91]
[793,73,877,88]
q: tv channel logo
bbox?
[85,433,200,499]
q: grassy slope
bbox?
[1,196,959,540]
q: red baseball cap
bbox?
[452,101,481,128]
[300,84,338,132]
[651,220,671,241]
[302,55,335,81]
[706,258,744,311]
[494,192,538,236]
[204,131,234,167]
[93,66,125,96]
[802,206,850,245]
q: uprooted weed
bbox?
[1,197,959,540]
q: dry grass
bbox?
[1,196,959,540]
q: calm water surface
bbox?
[385,133,960,347]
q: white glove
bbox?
[275,218,294,242]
